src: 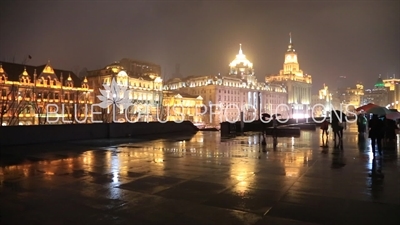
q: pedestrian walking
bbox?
[321,119,329,138]
[368,114,384,156]
[272,115,278,140]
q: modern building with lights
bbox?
[0,61,93,126]
[86,62,163,122]
[265,34,312,118]
[164,44,288,125]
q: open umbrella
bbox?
[356,103,380,112]
[261,113,271,119]
[366,106,392,116]
[331,110,346,120]
[386,111,400,120]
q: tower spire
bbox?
[239,43,243,55]
[287,33,295,52]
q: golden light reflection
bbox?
[154,158,164,163]
[229,162,256,192]
[0,164,34,183]
[281,151,311,177]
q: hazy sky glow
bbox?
[0,0,399,92]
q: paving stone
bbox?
[1,124,399,224]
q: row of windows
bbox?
[0,89,89,101]
[102,78,159,89]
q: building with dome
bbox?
[0,61,93,126]
[265,34,312,118]
[164,44,288,125]
[86,61,163,122]
[362,76,388,107]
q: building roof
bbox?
[0,61,84,87]
[229,44,253,68]
[163,90,200,99]
[374,77,385,88]
[87,61,160,81]
[120,58,161,68]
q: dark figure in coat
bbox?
[368,114,384,156]
[384,118,397,141]
[331,110,346,147]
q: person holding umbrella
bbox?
[368,114,384,156]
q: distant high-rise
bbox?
[336,76,347,90]
[171,63,182,78]
[119,58,161,78]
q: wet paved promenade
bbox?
[1,124,400,225]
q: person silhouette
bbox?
[321,119,330,139]
[331,110,346,148]
[272,115,278,140]
[368,114,384,157]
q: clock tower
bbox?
[265,33,313,117]
[282,33,302,76]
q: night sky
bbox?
[1,0,399,92]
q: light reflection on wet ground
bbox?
[1,123,400,225]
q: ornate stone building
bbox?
[86,62,163,122]
[362,76,388,107]
[161,91,203,124]
[382,76,400,110]
[0,61,93,126]
[265,34,312,118]
[164,44,288,125]
[311,84,332,117]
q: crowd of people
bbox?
[320,110,399,156]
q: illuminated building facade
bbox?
[382,76,400,110]
[0,61,93,126]
[362,76,388,107]
[164,44,287,125]
[265,34,312,118]
[87,62,163,122]
[161,91,203,124]
[311,84,332,117]
[333,83,364,112]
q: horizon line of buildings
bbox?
[1,35,398,126]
